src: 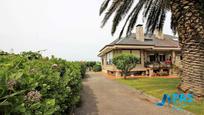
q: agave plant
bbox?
[100,0,204,96]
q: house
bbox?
[98,25,182,77]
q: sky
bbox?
[0,0,174,61]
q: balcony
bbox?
[145,61,172,69]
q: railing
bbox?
[145,61,172,69]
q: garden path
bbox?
[74,72,188,115]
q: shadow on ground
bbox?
[74,74,99,115]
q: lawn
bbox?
[116,78,204,115]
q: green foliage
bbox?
[79,62,87,78]
[113,54,139,78]
[21,51,42,60]
[0,51,8,55]
[74,62,87,78]
[85,61,101,71]
[85,61,96,71]
[0,52,83,114]
[100,0,204,37]
[100,0,171,37]
[93,64,102,72]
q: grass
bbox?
[116,78,204,115]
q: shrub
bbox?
[85,61,96,71]
[21,51,42,60]
[113,53,139,79]
[80,63,87,78]
[0,52,83,114]
[75,62,87,78]
[85,61,102,71]
[93,64,102,72]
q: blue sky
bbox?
[0,0,174,61]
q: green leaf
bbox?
[44,108,56,115]
[0,90,26,100]
[15,72,23,80]
[46,99,55,106]
[0,87,5,97]
[14,103,26,113]
[0,99,11,106]
[30,102,41,110]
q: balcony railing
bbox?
[145,61,172,69]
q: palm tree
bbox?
[100,0,204,96]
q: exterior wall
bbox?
[101,49,146,73]
[101,49,181,76]
[101,51,117,73]
[119,49,145,70]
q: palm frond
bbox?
[101,0,124,27]
[111,0,134,35]
[146,0,162,33]
[99,0,112,15]
[100,0,171,37]
[145,0,170,33]
[118,0,149,38]
[157,9,166,31]
[143,0,153,18]
[118,3,140,38]
[126,0,147,36]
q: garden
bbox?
[117,78,204,115]
[0,51,86,114]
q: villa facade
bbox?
[98,25,182,77]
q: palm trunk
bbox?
[171,0,204,96]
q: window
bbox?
[106,52,113,65]
[149,54,156,62]
[159,54,166,62]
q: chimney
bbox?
[154,29,164,39]
[136,24,144,41]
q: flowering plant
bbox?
[0,52,83,114]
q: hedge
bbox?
[0,52,84,114]
[93,64,102,72]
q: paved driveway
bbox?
[74,72,189,115]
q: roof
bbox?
[100,33,179,52]
[98,33,180,57]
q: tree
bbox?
[100,0,204,96]
[93,64,102,72]
[85,61,96,71]
[113,54,139,79]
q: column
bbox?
[172,51,176,64]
